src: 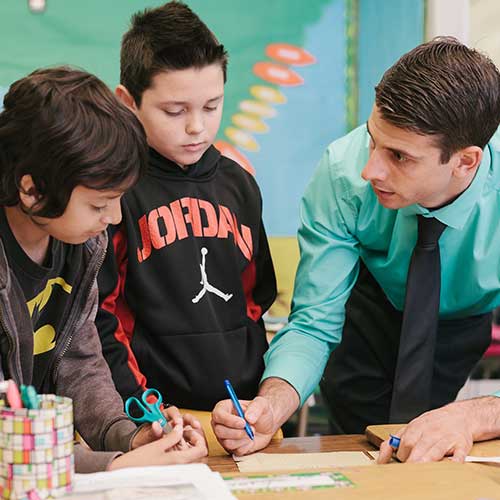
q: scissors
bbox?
[125,388,172,434]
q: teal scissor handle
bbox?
[125,388,167,428]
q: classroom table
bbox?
[204,434,376,473]
[204,435,500,499]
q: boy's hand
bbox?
[109,423,207,470]
[181,411,207,447]
[131,405,208,451]
[130,404,184,448]
[211,397,276,456]
[163,404,183,423]
[131,415,183,449]
[164,407,207,451]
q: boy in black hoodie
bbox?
[96,1,277,412]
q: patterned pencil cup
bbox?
[0,395,74,499]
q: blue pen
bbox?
[389,434,400,449]
[224,379,254,440]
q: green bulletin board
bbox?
[0,0,423,242]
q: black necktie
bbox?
[389,215,447,423]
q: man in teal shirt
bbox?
[212,37,500,456]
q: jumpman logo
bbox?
[192,247,233,304]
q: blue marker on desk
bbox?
[224,379,254,440]
[389,434,401,449]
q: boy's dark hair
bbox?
[121,1,228,106]
[0,66,147,218]
[375,37,500,163]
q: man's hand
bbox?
[211,396,276,455]
[377,397,500,464]
[211,377,300,456]
[109,423,207,470]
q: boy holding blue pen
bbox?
[0,66,207,472]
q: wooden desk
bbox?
[204,435,500,499]
[204,434,376,473]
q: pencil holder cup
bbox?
[0,395,74,500]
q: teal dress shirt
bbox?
[263,124,500,405]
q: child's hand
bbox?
[163,405,190,451]
[165,408,207,451]
[109,423,207,470]
[131,405,208,452]
[183,426,207,454]
[163,404,183,423]
[182,412,204,434]
[131,412,183,449]
[180,412,207,449]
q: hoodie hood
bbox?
[148,145,220,182]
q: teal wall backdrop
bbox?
[0,0,423,236]
[358,0,425,123]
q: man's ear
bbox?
[18,174,40,210]
[453,146,482,178]
[115,85,139,113]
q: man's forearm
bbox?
[258,377,301,431]
[467,396,500,441]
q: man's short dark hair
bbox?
[375,37,500,163]
[120,1,228,106]
[0,66,148,218]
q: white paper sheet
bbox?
[67,463,236,500]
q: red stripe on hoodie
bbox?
[241,259,262,322]
[101,227,148,389]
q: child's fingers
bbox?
[164,405,182,422]
[179,430,208,458]
[184,428,206,447]
[182,412,202,429]
[151,420,165,438]
[132,420,171,448]
[156,424,183,450]
[173,436,190,451]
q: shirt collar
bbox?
[400,144,491,229]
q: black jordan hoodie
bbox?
[96,146,277,410]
